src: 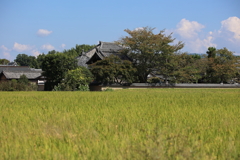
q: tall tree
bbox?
[42,52,77,90]
[54,67,93,91]
[172,53,206,83]
[207,47,216,58]
[63,44,95,57]
[0,59,10,65]
[205,47,217,82]
[14,54,39,68]
[119,27,184,82]
[75,44,95,56]
[212,48,238,83]
[90,55,136,84]
[36,53,46,69]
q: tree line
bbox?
[1,27,239,91]
[91,27,239,85]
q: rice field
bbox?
[0,89,240,159]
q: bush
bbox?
[0,79,37,91]
[103,87,114,91]
[53,67,93,91]
[147,77,161,83]
[77,85,90,91]
[53,83,90,91]
[18,74,29,85]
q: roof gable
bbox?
[77,41,129,67]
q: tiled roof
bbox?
[2,70,42,79]
[0,66,31,73]
[0,66,43,79]
[77,41,130,68]
[99,42,123,55]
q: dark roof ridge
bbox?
[98,50,105,58]
[0,66,29,68]
[3,70,42,73]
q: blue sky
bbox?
[1,0,240,61]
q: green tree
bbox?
[36,53,46,69]
[90,55,136,84]
[54,67,93,91]
[63,44,95,57]
[171,53,207,83]
[18,74,29,85]
[42,52,77,90]
[118,27,184,82]
[48,50,58,54]
[191,54,202,60]
[207,47,216,58]
[205,47,217,82]
[14,54,39,68]
[211,48,238,83]
[75,44,95,56]
[0,59,10,65]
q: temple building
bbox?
[76,41,130,68]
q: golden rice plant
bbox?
[0,89,239,159]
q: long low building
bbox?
[0,65,45,90]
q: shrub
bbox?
[147,77,161,83]
[53,67,93,91]
[103,87,114,91]
[0,79,37,91]
[18,74,29,85]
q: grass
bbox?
[0,89,240,159]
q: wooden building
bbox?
[0,66,45,90]
[76,41,130,68]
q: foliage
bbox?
[212,48,238,83]
[53,67,93,91]
[207,47,216,58]
[206,47,238,83]
[47,50,58,54]
[0,58,10,65]
[103,87,114,91]
[14,54,39,68]
[53,83,90,91]
[147,77,161,83]
[118,27,184,82]
[42,52,78,90]
[191,53,202,59]
[64,67,93,88]
[0,79,37,91]
[90,55,136,84]
[77,84,90,91]
[0,89,240,159]
[18,74,29,85]
[63,44,95,57]
[171,53,206,83]
[36,53,46,69]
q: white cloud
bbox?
[37,29,53,36]
[0,45,9,51]
[134,27,144,31]
[174,17,240,54]
[220,17,240,40]
[13,42,33,52]
[187,36,217,53]
[31,50,41,57]
[174,19,216,53]
[0,45,12,60]
[41,44,55,51]
[3,52,11,58]
[175,19,205,39]
[61,44,66,48]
